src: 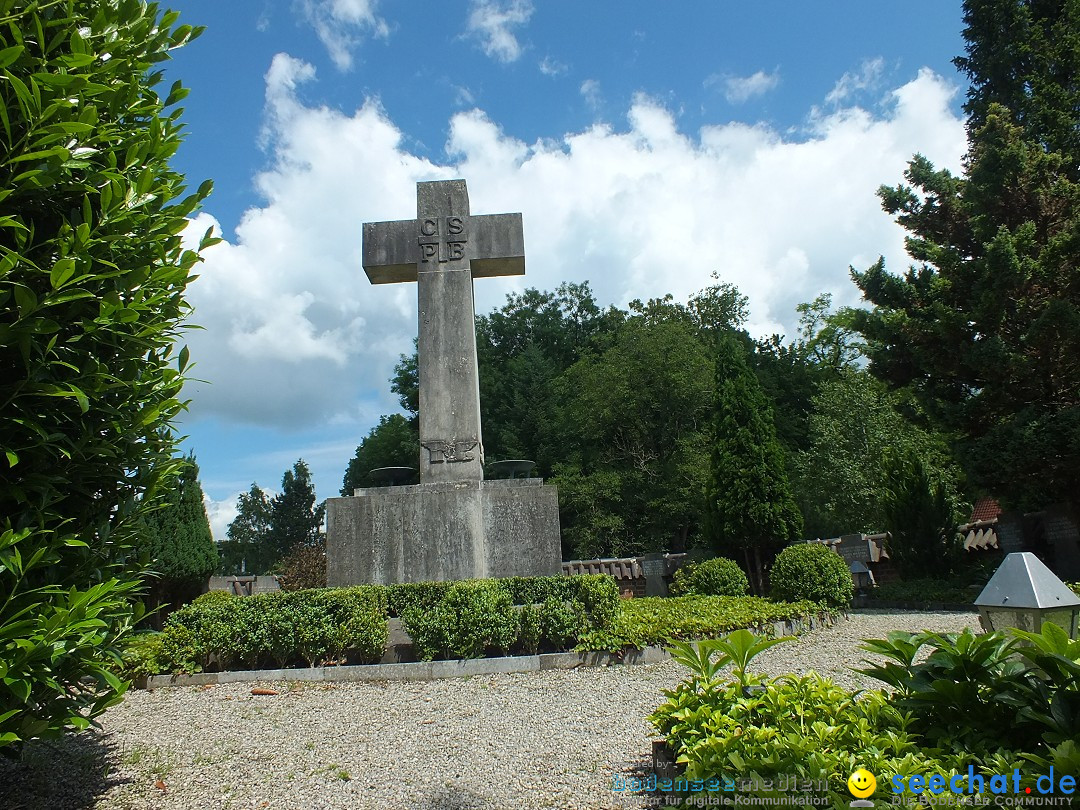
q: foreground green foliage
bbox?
[0,0,210,748]
[769,543,854,608]
[669,557,749,597]
[651,623,1079,805]
[576,596,824,653]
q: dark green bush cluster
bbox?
[160,587,387,672]
[769,543,854,607]
[670,557,748,597]
[650,624,1080,804]
[577,596,823,652]
[399,575,618,660]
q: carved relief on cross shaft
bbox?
[421,438,479,464]
[418,216,468,264]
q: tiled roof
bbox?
[970,497,1002,523]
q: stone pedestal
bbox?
[326,478,561,586]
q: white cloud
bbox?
[204,492,240,543]
[539,56,567,76]
[183,58,966,436]
[711,68,781,103]
[298,0,389,71]
[826,57,886,105]
[579,78,601,109]
[466,0,533,63]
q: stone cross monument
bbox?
[325,179,562,586]
[361,179,523,484]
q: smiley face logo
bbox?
[848,768,877,799]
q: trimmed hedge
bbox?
[150,575,619,671]
[577,596,825,652]
[161,586,387,673]
[399,574,619,661]
[769,543,854,608]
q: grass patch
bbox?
[576,596,826,652]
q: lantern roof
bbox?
[974,552,1080,610]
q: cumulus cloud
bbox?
[298,0,389,71]
[466,0,533,62]
[826,57,886,105]
[710,68,781,103]
[183,56,966,444]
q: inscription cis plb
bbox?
[418,216,468,263]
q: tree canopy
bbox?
[850,0,1080,513]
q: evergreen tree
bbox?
[851,0,1080,513]
[705,333,803,594]
[222,482,273,574]
[268,460,325,566]
[141,455,218,617]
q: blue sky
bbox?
[162,1,970,539]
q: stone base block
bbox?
[326,478,561,586]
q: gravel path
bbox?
[1,610,976,810]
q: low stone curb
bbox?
[143,647,672,690]
[143,611,839,690]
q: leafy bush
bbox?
[860,623,1080,754]
[670,557,748,597]
[769,543,853,608]
[275,539,328,591]
[0,2,210,749]
[112,633,166,681]
[517,604,542,654]
[402,580,518,660]
[577,596,823,652]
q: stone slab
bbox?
[326,478,560,586]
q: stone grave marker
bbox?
[326,179,562,585]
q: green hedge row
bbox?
[162,587,388,673]
[144,574,620,673]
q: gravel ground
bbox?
[1,610,976,810]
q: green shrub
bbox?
[402,580,518,660]
[651,633,977,803]
[670,557,748,597]
[577,596,823,652]
[112,633,166,681]
[769,543,853,608]
[386,581,453,618]
[161,591,241,672]
[861,623,1080,753]
[538,597,586,649]
[517,604,542,654]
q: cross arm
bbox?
[469,213,525,278]
[363,219,419,284]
